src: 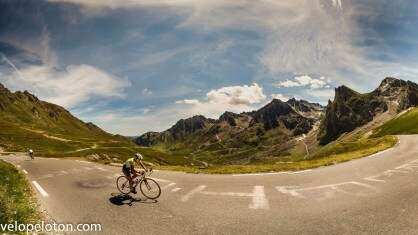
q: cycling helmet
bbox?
[134,153,143,160]
[29,149,33,153]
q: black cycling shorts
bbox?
[122,165,134,176]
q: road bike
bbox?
[116,169,161,199]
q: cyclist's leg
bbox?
[129,167,137,193]
[122,167,133,188]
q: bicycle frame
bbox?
[132,169,153,187]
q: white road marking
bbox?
[161,183,176,190]
[76,160,91,164]
[233,169,312,177]
[288,169,312,174]
[233,172,287,177]
[363,159,418,183]
[181,185,206,202]
[276,181,376,199]
[276,186,303,198]
[183,185,270,210]
[367,147,395,158]
[249,186,269,210]
[171,188,181,192]
[364,176,386,183]
[22,169,28,174]
[32,181,49,198]
[60,170,68,175]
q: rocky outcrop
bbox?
[286,98,323,113]
[219,111,241,126]
[168,115,214,139]
[372,77,418,111]
[136,132,163,146]
[286,98,324,119]
[250,99,314,134]
[318,77,418,145]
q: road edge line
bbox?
[32,181,49,198]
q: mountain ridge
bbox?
[136,97,324,164]
[318,77,418,144]
[137,98,324,146]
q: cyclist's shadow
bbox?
[109,193,157,207]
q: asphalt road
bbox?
[2,135,418,234]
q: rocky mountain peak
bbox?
[0,83,10,94]
[318,77,418,145]
[251,99,310,131]
[23,90,39,103]
[169,115,210,136]
[334,85,358,102]
[286,98,323,113]
[219,111,240,126]
[373,77,408,96]
[219,111,239,120]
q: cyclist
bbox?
[122,153,146,194]
[28,149,34,160]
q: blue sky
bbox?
[1,0,418,135]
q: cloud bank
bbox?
[1,64,130,108]
[276,75,331,89]
[175,83,266,118]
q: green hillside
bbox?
[0,84,191,166]
[372,108,418,137]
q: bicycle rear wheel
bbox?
[140,178,161,199]
[116,176,131,194]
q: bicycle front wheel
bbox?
[116,176,131,194]
[140,178,161,199]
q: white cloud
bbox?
[1,64,130,108]
[270,93,289,101]
[176,99,200,105]
[206,83,266,105]
[276,75,331,89]
[175,83,266,118]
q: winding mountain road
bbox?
[2,135,418,234]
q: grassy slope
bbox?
[372,107,418,137]
[0,159,40,225]
[0,121,193,166]
[159,135,398,174]
[0,89,194,166]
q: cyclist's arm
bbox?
[139,160,147,170]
